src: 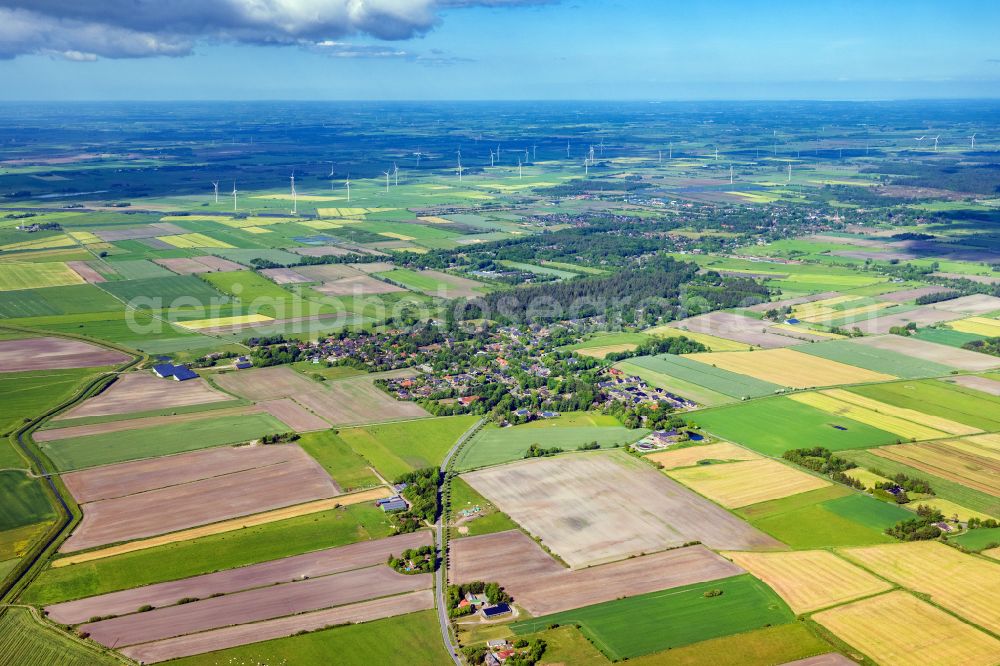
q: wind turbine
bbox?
[489,150,495,167]
[588,145,595,165]
[532,144,537,161]
[290,172,297,215]
[524,148,529,163]
[932,135,940,152]
[414,149,423,167]
[329,163,336,189]
[584,158,589,177]
[345,174,351,202]
[599,139,605,156]
[669,141,673,159]
[970,133,977,150]
[714,146,719,161]
[211,181,219,204]
[566,141,571,158]
[231,181,238,212]
[517,157,522,180]
[456,149,464,182]
[915,136,926,149]
[729,165,734,185]
[383,170,390,193]
[787,163,792,183]
[393,162,399,186]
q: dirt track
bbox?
[48,530,431,624]
[121,590,434,663]
[0,337,128,372]
[82,566,431,647]
[60,444,340,552]
[463,452,782,568]
[54,373,231,421]
[450,530,743,615]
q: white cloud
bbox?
[0,0,554,60]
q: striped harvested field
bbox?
[813,591,1000,666]
[840,541,1000,635]
[683,348,895,388]
[723,550,891,613]
[870,436,1000,497]
[788,392,948,441]
[645,442,761,470]
[667,458,830,509]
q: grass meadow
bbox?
[511,575,794,661]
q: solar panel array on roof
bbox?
[152,363,175,378]
[171,366,199,381]
[482,603,511,618]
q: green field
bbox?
[949,527,1000,551]
[615,359,734,407]
[541,260,608,275]
[0,521,52,561]
[171,610,449,666]
[99,274,228,307]
[839,450,1000,517]
[338,415,479,480]
[912,327,986,348]
[449,476,518,538]
[23,503,394,605]
[0,284,121,318]
[291,361,366,380]
[797,339,955,377]
[0,261,83,292]
[0,471,54,531]
[625,623,832,666]
[736,485,898,548]
[455,416,647,471]
[820,492,914,530]
[211,248,305,266]
[297,429,382,491]
[202,269,298,301]
[0,607,119,666]
[563,331,650,352]
[511,575,794,661]
[39,412,290,471]
[0,366,107,441]
[624,354,783,399]
[376,268,447,293]
[689,396,897,457]
[499,259,579,279]
[105,259,174,280]
[846,379,1000,432]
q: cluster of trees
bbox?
[783,447,865,489]
[524,443,563,459]
[260,432,299,445]
[603,335,707,362]
[455,256,699,325]
[682,273,770,312]
[248,343,305,367]
[387,545,435,575]
[889,322,918,336]
[962,336,1000,358]
[391,468,440,534]
[967,517,1000,529]
[886,505,945,541]
[914,291,957,305]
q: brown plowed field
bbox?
[82,566,431,647]
[463,452,782,568]
[61,444,340,552]
[852,305,965,335]
[851,335,1000,371]
[154,258,214,274]
[933,294,1000,315]
[295,264,368,281]
[670,312,818,347]
[36,405,256,442]
[48,531,431,624]
[450,530,743,615]
[95,223,186,241]
[948,375,1000,397]
[314,274,407,296]
[61,444,303,503]
[54,373,231,421]
[0,337,128,372]
[192,256,244,271]
[260,267,312,284]
[257,398,331,431]
[214,366,428,426]
[747,291,840,312]
[121,590,434,663]
[290,245,355,257]
[877,286,956,303]
[66,261,106,283]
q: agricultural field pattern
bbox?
[1,97,1000,666]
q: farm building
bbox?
[376,495,408,512]
[482,602,512,619]
[152,363,199,381]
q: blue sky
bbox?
[0,0,998,100]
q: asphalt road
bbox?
[435,418,484,665]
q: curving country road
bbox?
[435,417,484,665]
